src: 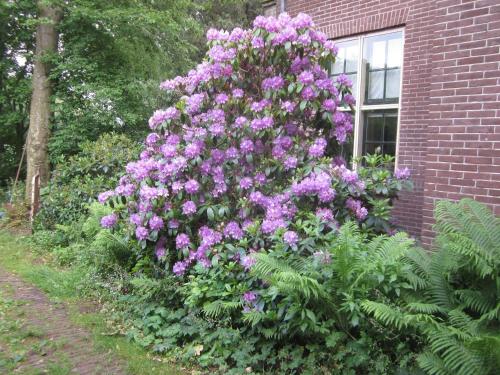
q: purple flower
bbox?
[395,167,411,180]
[215,93,229,104]
[224,221,244,240]
[251,36,264,49]
[173,261,187,276]
[281,101,296,113]
[298,71,314,85]
[322,99,336,112]
[232,88,244,98]
[98,190,115,204]
[301,86,316,100]
[182,201,197,215]
[243,291,257,303]
[145,133,160,146]
[168,219,179,229]
[130,214,142,226]
[241,255,256,271]
[149,215,164,230]
[284,156,298,170]
[240,139,254,153]
[135,226,149,241]
[262,76,285,91]
[239,177,253,190]
[176,233,191,249]
[309,138,327,158]
[101,213,117,229]
[283,230,299,245]
[148,107,180,129]
[336,73,352,88]
[185,179,200,194]
[346,198,368,220]
[316,208,334,222]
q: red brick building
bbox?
[264,0,500,244]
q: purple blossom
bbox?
[283,230,299,245]
[176,233,191,249]
[98,190,115,204]
[101,213,117,229]
[240,139,254,153]
[135,226,149,241]
[298,71,314,85]
[182,201,197,215]
[284,156,298,170]
[185,179,200,194]
[243,291,257,303]
[241,255,256,270]
[215,93,229,104]
[232,88,244,98]
[148,107,180,129]
[281,101,296,113]
[173,261,187,276]
[322,99,336,112]
[130,214,142,226]
[308,138,327,158]
[239,177,253,190]
[149,215,164,230]
[224,221,244,240]
[316,208,334,222]
[395,167,411,180]
[262,76,285,91]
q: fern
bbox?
[363,199,499,375]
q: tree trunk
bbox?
[25,2,62,203]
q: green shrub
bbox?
[35,133,140,229]
[363,199,500,375]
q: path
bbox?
[0,267,125,374]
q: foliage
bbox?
[0,0,33,186]
[35,133,140,229]
[0,0,260,187]
[362,199,500,375]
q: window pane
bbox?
[365,113,384,142]
[363,31,403,104]
[385,69,401,99]
[331,39,359,75]
[384,113,398,142]
[345,44,358,72]
[346,73,357,99]
[367,70,384,100]
[363,110,398,157]
[368,39,386,69]
[387,37,402,68]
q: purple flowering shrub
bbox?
[100,13,411,279]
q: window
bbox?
[331,30,403,164]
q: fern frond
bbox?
[417,351,451,375]
[455,289,495,316]
[202,300,243,318]
[361,301,414,330]
[407,302,446,315]
[425,328,486,375]
[253,253,325,300]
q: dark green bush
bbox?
[35,133,140,229]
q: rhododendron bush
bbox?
[99,12,411,277]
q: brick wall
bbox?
[286,0,500,244]
[421,0,500,244]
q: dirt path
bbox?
[0,267,125,374]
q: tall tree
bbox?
[25,1,61,202]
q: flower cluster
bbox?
[100,12,409,277]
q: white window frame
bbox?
[332,28,405,168]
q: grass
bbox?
[0,230,186,375]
